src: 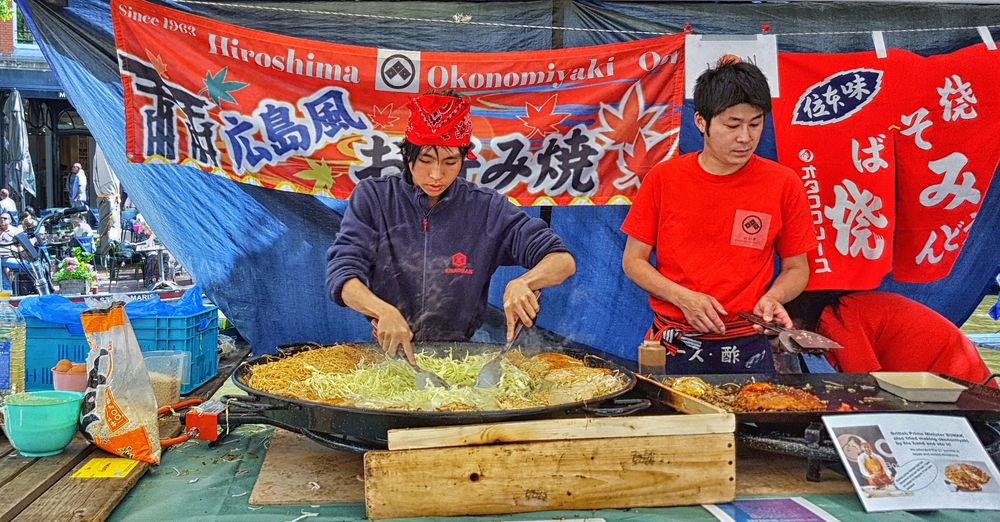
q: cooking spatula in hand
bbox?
[737,312,844,353]
[476,291,540,388]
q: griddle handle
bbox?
[581,398,651,417]
[219,394,282,413]
[982,373,1000,387]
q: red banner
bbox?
[891,45,1000,282]
[774,52,897,290]
[111,0,684,205]
[774,45,1000,286]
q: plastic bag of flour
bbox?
[79,303,160,464]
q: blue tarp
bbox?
[15,0,1000,358]
[19,285,208,334]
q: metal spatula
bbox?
[475,291,540,388]
[738,312,844,353]
[400,354,450,390]
[475,321,524,388]
[370,319,449,389]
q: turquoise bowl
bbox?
[3,390,84,457]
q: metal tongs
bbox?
[738,312,844,354]
[475,291,540,388]
[371,319,449,389]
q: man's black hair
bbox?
[783,290,855,332]
[398,90,472,184]
[693,60,772,135]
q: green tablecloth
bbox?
[109,422,990,521]
[109,382,987,521]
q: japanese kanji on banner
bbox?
[891,45,1000,283]
[111,0,684,205]
[774,51,897,290]
[774,44,1000,286]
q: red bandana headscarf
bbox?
[405,94,475,158]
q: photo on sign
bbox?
[831,425,911,498]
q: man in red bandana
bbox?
[327,92,576,363]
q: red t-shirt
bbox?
[621,152,816,322]
[818,291,991,384]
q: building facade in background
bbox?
[2,7,95,212]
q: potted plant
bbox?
[53,247,96,295]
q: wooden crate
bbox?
[364,414,736,519]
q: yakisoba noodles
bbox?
[247,344,628,412]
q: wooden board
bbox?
[388,413,734,450]
[0,437,94,522]
[737,450,854,496]
[365,433,735,519]
[389,413,735,450]
[250,430,365,506]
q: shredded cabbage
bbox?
[298,351,540,411]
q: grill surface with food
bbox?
[231,342,639,449]
[246,344,627,412]
[642,373,1000,424]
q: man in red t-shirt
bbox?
[621,58,816,374]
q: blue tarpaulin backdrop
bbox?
[15,0,1000,357]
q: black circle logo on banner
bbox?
[742,215,763,235]
[381,54,416,90]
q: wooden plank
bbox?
[365,433,735,519]
[0,438,13,457]
[737,450,854,496]
[388,413,735,450]
[249,430,364,506]
[0,437,94,522]
[637,375,727,415]
[0,453,35,491]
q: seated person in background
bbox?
[0,190,18,226]
[20,207,38,232]
[0,214,27,292]
[783,290,992,385]
[71,216,95,237]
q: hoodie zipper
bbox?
[419,212,430,329]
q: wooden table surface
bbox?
[0,346,249,522]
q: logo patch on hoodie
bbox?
[445,252,473,275]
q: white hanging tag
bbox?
[872,31,887,59]
[978,26,997,50]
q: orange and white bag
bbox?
[79,303,160,464]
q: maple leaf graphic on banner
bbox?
[593,83,665,150]
[199,67,248,106]
[145,50,168,79]
[294,158,339,191]
[516,95,569,138]
[615,128,680,190]
[367,104,400,130]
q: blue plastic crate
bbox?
[25,307,219,394]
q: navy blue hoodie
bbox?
[326,176,568,341]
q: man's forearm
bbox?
[622,256,690,308]
[763,264,809,304]
[340,278,396,320]
[513,252,575,290]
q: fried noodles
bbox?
[247,344,627,412]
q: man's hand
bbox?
[503,278,540,341]
[676,289,728,334]
[372,307,415,363]
[753,294,793,331]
